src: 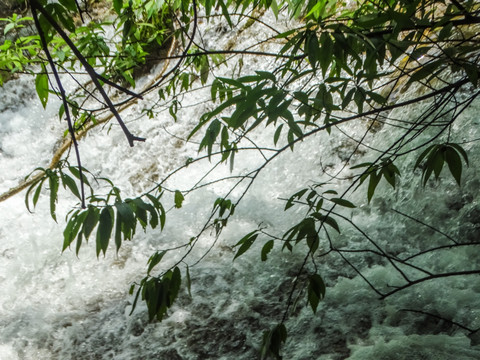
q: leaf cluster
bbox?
[415,143,469,186]
[137,267,182,321]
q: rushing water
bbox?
[1,9,480,360]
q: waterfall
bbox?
[1,7,480,360]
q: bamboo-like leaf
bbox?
[445,147,462,185]
[61,173,81,199]
[261,323,287,360]
[48,172,59,222]
[312,213,340,233]
[306,31,319,68]
[174,190,184,209]
[35,71,49,109]
[319,32,333,77]
[112,0,123,14]
[169,267,182,305]
[273,124,283,145]
[147,250,167,275]
[25,178,44,213]
[330,198,356,208]
[367,171,381,203]
[308,274,326,313]
[432,150,445,179]
[414,144,436,169]
[116,201,136,232]
[96,207,113,257]
[83,206,99,240]
[448,143,468,166]
[114,210,122,252]
[68,166,91,187]
[261,240,274,261]
[234,231,258,260]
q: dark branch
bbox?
[30,1,86,208]
[381,270,480,298]
[30,0,145,147]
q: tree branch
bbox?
[30,0,145,147]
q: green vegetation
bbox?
[1,0,480,357]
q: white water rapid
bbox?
[1,8,480,360]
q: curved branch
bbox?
[30,1,86,207]
[381,270,480,299]
[0,30,177,204]
[30,0,145,147]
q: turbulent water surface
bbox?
[1,8,480,360]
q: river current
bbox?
[0,7,480,360]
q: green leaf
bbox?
[255,71,276,82]
[445,147,462,185]
[133,198,148,229]
[261,240,274,261]
[68,166,91,187]
[366,91,387,105]
[273,124,283,145]
[63,210,89,252]
[25,177,45,213]
[330,198,356,208]
[261,323,287,360]
[114,209,122,252]
[188,94,242,141]
[48,171,59,222]
[96,207,113,257]
[83,206,99,240]
[61,173,81,200]
[174,190,184,209]
[146,193,166,229]
[438,22,453,41]
[75,230,83,256]
[463,63,478,87]
[287,116,303,138]
[59,0,77,11]
[217,0,232,27]
[200,57,209,85]
[319,32,333,77]
[112,0,123,14]
[169,266,182,305]
[204,0,212,17]
[312,212,340,233]
[116,201,136,235]
[35,71,49,109]
[147,250,167,275]
[4,22,15,35]
[285,188,308,210]
[414,144,436,170]
[432,150,445,179]
[367,171,381,203]
[308,273,326,313]
[233,231,258,260]
[199,119,221,156]
[32,180,43,209]
[306,31,320,68]
[354,87,365,113]
[448,143,469,166]
[407,59,443,85]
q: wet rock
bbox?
[313,326,350,359]
[468,329,480,346]
[414,312,455,335]
[0,0,26,17]
[149,348,183,360]
[181,317,252,358]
